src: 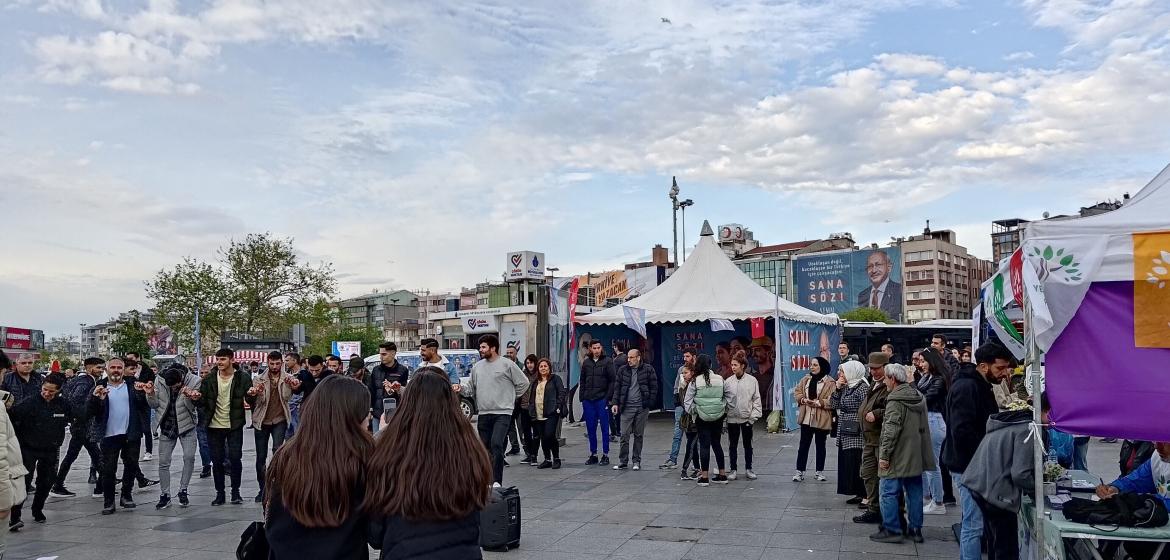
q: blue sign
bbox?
[777,319,842,429]
[794,248,903,322]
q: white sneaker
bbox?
[924,502,947,515]
[632,463,640,471]
[746,470,758,480]
[727,471,737,481]
[492,482,501,488]
[813,472,827,482]
[141,452,153,462]
[792,471,804,482]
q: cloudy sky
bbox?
[2,0,1168,337]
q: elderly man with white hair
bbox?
[871,363,935,545]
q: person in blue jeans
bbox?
[579,340,616,466]
[660,349,697,469]
[870,363,933,544]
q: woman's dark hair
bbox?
[537,358,554,380]
[363,369,490,522]
[695,354,712,384]
[265,376,373,528]
[525,354,539,371]
[921,348,951,387]
[0,350,10,371]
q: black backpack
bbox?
[1063,493,1169,529]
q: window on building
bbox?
[922,309,937,320]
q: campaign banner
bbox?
[656,321,779,411]
[331,341,361,359]
[570,324,662,405]
[794,248,903,322]
[777,319,842,429]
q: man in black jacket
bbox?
[9,374,74,527]
[941,343,1015,560]
[88,358,150,515]
[579,340,616,466]
[51,357,104,498]
[369,342,409,434]
[610,348,659,471]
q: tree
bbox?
[37,334,79,371]
[147,233,337,354]
[840,307,895,324]
[304,325,386,360]
[110,311,153,358]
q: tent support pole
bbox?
[1026,290,1045,558]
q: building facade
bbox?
[900,229,974,323]
[991,198,1127,264]
[80,311,159,357]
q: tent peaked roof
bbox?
[576,221,837,326]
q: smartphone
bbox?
[383,398,397,421]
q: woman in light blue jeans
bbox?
[914,349,950,514]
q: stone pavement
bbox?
[10,416,1120,560]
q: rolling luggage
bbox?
[480,486,521,551]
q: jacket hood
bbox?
[886,382,923,404]
[985,410,1033,433]
[954,362,983,382]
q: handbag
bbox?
[838,419,861,437]
[236,521,269,560]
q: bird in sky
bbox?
[661,17,672,24]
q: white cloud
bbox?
[33,31,209,94]
[1004,50,1035,61]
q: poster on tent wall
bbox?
[794,248,903,322]
[778,318,842,430]
[656,321,778,410]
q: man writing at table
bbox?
[1097,441,1170,560]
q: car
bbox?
[364,349,482,420]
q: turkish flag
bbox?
[750,318,765,339]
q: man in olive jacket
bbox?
[190,349,253,506]
[854,352,890,524]
[872,364,934,544]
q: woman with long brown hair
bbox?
[265,375,374,559]
[528,358,567,469]
[365,367,491,559]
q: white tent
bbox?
[577,221,837,326]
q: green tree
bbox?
[147,233,337,354]
[840,307,895,324]
[305,325,386,360]
[36,334,80,371]
[110,311,153,358]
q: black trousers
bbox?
[477,414,512,484]
[100,435,140,504]
[941,463,955,502]
[696,418,725,472]
[56,430,100,484]
[796,425,829,472]
[507,404,521,450]
[727,422,754,471]
[975,495,1018,560]
[533,415,560,460]
[680,430,700,472]
[254,422,287,492]
[140,411,153,454]
[517,409,538,457]
[11,447,59,521]
[206,427,243,494]
[611,409,622,437]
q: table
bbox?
[1019,470,1170,560]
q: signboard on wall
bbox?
[463,316,500,334]
[331,341,361,359]
[794,247,903,322]
[501,321,528,358]
[1,327,32,350]
[506,251,546,282]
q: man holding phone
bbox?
[369,342,409,433]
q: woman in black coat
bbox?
[527,358,568,469]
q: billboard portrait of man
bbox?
[856,250,902,321]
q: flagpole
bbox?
[194,307,201,373]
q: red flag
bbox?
[750,317,765,339]
[50,360,61,373]
[568,277,580,349]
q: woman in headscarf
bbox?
[831,360,869,503]
[793,357,836,482]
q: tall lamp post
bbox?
[679,198,694,262]
[669,176,680,265]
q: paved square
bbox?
[9,416,1118,559]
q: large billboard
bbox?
[795,248,903,322]
[1,327,33,350]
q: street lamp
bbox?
[679,199,694,262]
[669,176,680,265]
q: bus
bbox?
[841,320,972,364]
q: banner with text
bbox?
[794,248,903,322]
[778,319,842,429]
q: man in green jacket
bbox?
[189,348,253,506]
[872,363,935,545]
[854,352,890,524]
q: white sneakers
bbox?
[632,463,641,471]
[141,453,153,462]
[793,471,804,482]
[727,471,738,481]
[492,482,501,488]
[923,501,947,515]
[813,472,827,482]
[745,470,758,480]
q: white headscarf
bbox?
[839,360,868,389]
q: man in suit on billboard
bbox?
[857,251,902,322]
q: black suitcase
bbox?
[480,486,521,551]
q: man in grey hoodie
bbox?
[144,364,202,510]
[961,394,1051,560]
[455,334,529,487]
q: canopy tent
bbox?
[577,221,837,326]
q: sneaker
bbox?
[138,477,159,489]
[92,487,103,498]
[813,472,827,482]
[853,511,882,524]
[156,494,171,510]
[869,529,904,544]
[585,455,599,465]
[101,503,116,515]
[119,496,137,509]
[200,466,212,479]
[552,459,562,469]
[613,463,628,470]
[745,470,758,480]
[31,510,46,524]
[211,493,226,506]
[713,474,729,484]
[8,519,23,532]
[537,460,553,469]
[697,477,710,487]
[492,482,501,488]
[141,452,153,462]
[88,471,98,485]
[599,455,610,466]
[681,471,696,481]
[506,447,521,456]
[792,471,804,482]
[50,485,76,498]
[178,490,190,508]
[727,470,738,481]
[660,460,677,469]
[923,502,947,515]
[632,463,641,471]
[230,493,244,505]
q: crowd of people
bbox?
[0,330,1166,559]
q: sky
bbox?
[2,0,1169,338]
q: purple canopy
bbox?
[1047,281,1170,441]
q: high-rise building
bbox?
[900,228,975,323]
